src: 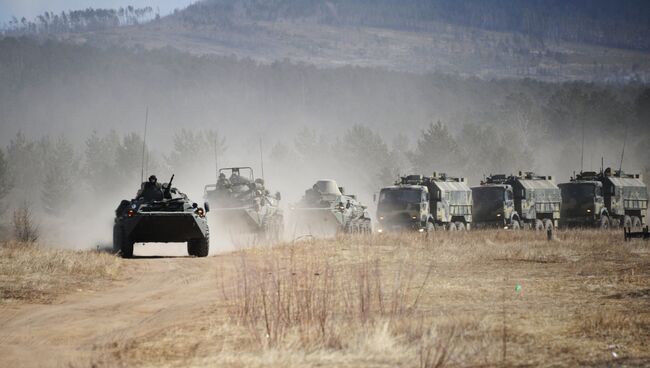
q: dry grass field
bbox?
[1,230,649,367]
[0,241,122,304]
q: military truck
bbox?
[290,179,371,237]
[558,169,647,229]
[474,172,560,230]
[376,173,472,232]
[204,167,283,242]
[113,175,210,258]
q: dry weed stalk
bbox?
[224,236,431,349]
[12,201,39,243]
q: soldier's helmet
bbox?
[255,178,265,185]
[219,173,226,179]
[148,175,157,183]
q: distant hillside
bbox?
[68,0,650,82]
[178,0,650,51]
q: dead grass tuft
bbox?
[0,241,121,303]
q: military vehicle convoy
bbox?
[473,172,560,230]
[204,167,283,242]
[113,175,210,258]
[559,169,647,229]
[291,179,371,236]
[376,173,472,232]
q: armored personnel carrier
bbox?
[473,172,560,230]
[559,168,647,229]
[113,175,210,258]
[290,179,371,237]
[204,167,283,242]
[376,173,472,232]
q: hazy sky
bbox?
[0,0,195,24]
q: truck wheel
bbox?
[534,219,544,231]
[188,238,209,257]
[599,216,610,230]
[543,219,553,231]
[623,215,632,228]
[511,220,520,230]
[455,222,465,231]
[448,222,457,231]
[632,216,642,230]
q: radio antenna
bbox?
[140,107,149,184]
[259,138,265,181]
[213,135,219,181]
[580,120,585,172]
[618,121,628,174]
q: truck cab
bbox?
[471,180,519,229]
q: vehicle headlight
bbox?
[586,209,591,213]
[497,213,501,217]
[379,216,384,220]
[412,216,417,220]
[418,228,424,232]
[377,228,383,233]
[195,208,205,217]
[127,209,136,217]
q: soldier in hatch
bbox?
[305,184,322,205]
[137,175,164,202]
[217,172,231,189]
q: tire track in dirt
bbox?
[0,248,225,368]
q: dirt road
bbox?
[0,244,223,367]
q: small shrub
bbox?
[12,201,39,243]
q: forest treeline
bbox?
[0,37,649,222]
[179,0,650,51]
[1,6,156,35]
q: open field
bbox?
[1,230,649,367]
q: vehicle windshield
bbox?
[472,187,505,204]
[559,183,595,200]
[378,188,423,211]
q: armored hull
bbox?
[291,180,371,238]
[113,180,210,258]
[204,167,283,243]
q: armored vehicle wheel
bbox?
[121,241,134,259]
[623,215,632,228]
[448,222,457,231]
[511,220,520,230]
[534,219,544,231]
[113,224,134,258]
[188,238,209,257]
[632,216,642,230]
[455,222,465,231]
[112,224,123,254]
[599,216,610,229]
[543,219,553,231]
[363,219,372,234]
